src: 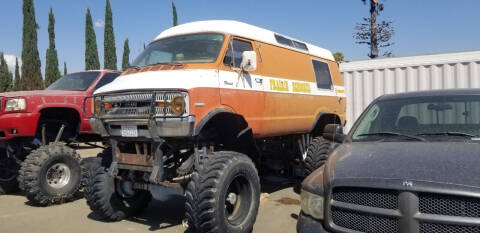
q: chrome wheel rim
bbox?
[46,163,71,189]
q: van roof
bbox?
[154,20,335,61]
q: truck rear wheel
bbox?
[304,137,334,176]
[185,151,260,233]
[85,166,151,221]
[19,144,82,206]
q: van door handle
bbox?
[224,81,233,85]
[255,78,263,83]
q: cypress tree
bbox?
[44,8,61,87]
[172,1,178,26]
[64,62,67,75]
[122,38,130,71]
[85,8,100,70]
[14,58,20,91]
[0,53,6,91]
[21,0,43,90]
[0,53,13,92]
[104,0,117,70]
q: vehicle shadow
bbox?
[260,176,300,194]
[23,191,84,207]
[87,194,195,232]
[85,176,299,232]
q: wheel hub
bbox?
[46,163,71,189]
[226,192,238,205]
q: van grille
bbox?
[98,92,188,118]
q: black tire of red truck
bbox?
[185,151,261,233]
[18,144,82,206]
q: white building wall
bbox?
[340,50,480,132]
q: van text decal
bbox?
[270,79,289,92]
[292,82,311,93]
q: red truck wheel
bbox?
[19,144,82,206]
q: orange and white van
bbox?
[87,20,345,233]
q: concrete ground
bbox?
[0,146,301,233]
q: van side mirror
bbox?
[241,51,257,71]
[323,124,344,143]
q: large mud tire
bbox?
[81,147,112,206]
[304,137,334,176]
[19,144,82,206]
[185,151,260,233]
[85,165,151,221]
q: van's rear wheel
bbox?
[304,137,334,176]
[185,151,260,233]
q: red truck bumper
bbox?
[0,112,40,140]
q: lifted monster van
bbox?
[85,20,345,233]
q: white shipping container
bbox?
[340,50,480,132]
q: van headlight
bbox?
[5,98,26,112]
[170,96,186,116]
[300,189,325,220]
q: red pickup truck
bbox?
[0,70,120,205]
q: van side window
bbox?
[94,73,120,91]
[223,39,253,68]
[312,60,333,89]
[275,34,309,51]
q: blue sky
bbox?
[1,0,480,74]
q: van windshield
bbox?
[131,33,225,67]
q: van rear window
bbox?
[312,60,333,89]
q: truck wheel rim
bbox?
[46,163,71,189]
[224,175,252,225]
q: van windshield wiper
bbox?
[416,132,476,137]
[357,131,427,142]
[147,62,184,66]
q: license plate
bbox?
[121,125,138,137]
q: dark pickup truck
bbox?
[298,89,480,233]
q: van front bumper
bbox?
[90,116,195,138]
